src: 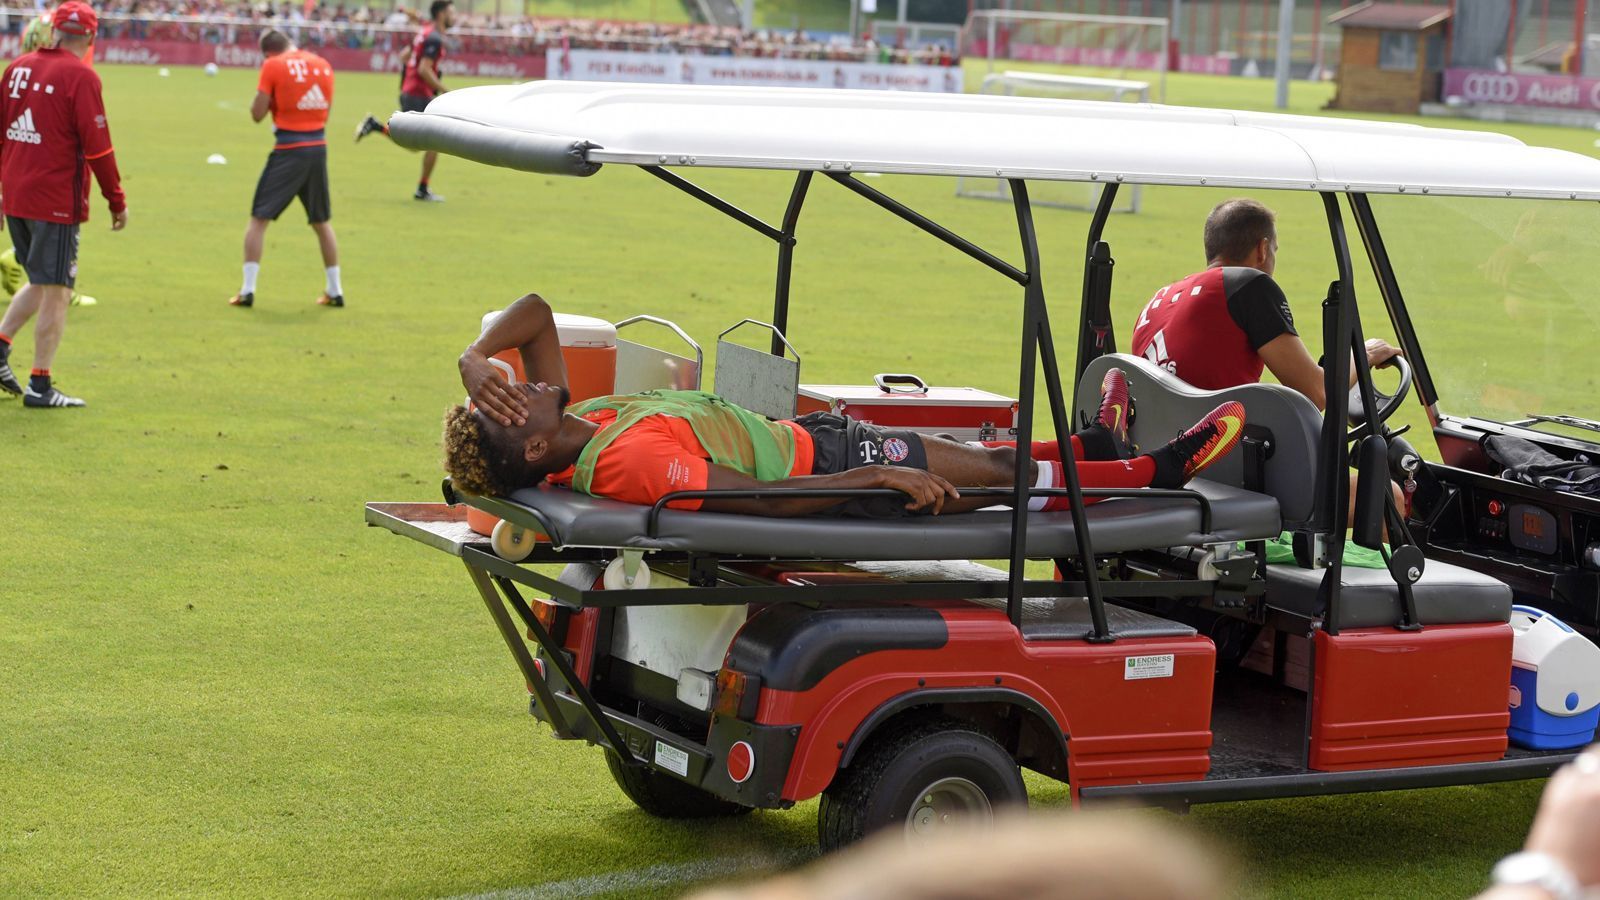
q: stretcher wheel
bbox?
[603,556,652,590]
[491,519,538,562]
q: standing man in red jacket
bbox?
[353,0,454,202]
[0,1,126,409]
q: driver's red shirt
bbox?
[548,409,815,510]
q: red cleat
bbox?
[1167,401,1247,481]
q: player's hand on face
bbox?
[111,209,127,232]
[876,466,960,514]
[459,351,528,427]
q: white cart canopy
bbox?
[387,81,1600,200]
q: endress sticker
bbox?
[1124,654,1175,680]
[655,741,690,777]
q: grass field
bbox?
[2,62,1594,897]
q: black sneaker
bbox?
[0,344,20,396]
[354,114,384,142]
[229,292,254,308]
[316,293,344,308]
[23,385,86,408]
[413,187,445,202]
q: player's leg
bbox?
[354,113,388,142]
[975,367,1134,462]
[20,221,85,407]
[415,151,443,202]
[303,146,343,307]
[1,217,46,395]
[235,153,296,307]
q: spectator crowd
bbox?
[0,0,959,64]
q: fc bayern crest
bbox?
[883,437,910,462]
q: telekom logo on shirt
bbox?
[7,67,32,99]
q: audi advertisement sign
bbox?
[1444,68,1600,112]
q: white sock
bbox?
[325,266,342,298]
[241,262,260,294]
[1027,460,1057,511]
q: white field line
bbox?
[447,850,815,900]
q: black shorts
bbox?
[7,216,79,288]
[251,145,331,224]
[796,411,929,518]
[399,92,432,113]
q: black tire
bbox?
[604,750,753,819]
[817,717,1027,851]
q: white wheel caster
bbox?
[491,519,537,562]
[1195,549,1219,581]
[603,555,652,590]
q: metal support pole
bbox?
[1575,0,1589,74]
[1274,0,1296,108]
[771,172,811,357]
[1169,0,1183,71]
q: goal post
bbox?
[954,70,1149,214]
[959,10,1170,103]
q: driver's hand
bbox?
[1365,339,1403,369]
[459,351,528,427]
[874,467,960,514]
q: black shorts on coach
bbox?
[399,92,431,114]
[796,411,929,518]
[7,215,79,288]
[251,145,331,224]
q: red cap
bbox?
[51,2,98,36]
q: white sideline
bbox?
[449,850,815,900]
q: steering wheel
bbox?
[1347,355,1413,436]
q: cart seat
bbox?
[1264,558,1512,630]
[854,560,1197,639]
[497,477,1281,560]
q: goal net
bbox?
[960,10,1170,97]
[953,67,1152,214]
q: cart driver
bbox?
[442,294,1246,517]
[1132,198,1402,409]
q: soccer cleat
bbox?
[1094,367,1134,457]
[316,293,344,308]
[23,385,86,408]
[1158,401,1246,485]
[70,292,97,307]
[413,187,445,202]
[354,114,384,142]
[228,292,254,308]
[0,247,25,296]
[0,344,20,396]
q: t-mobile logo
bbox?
[858,440,878,463]
[7,67,32,100]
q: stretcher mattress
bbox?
[499,478,1282,559]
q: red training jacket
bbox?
[0,46,124,225]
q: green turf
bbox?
[1,62,1589,897]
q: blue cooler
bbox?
[1508,606,1600,750]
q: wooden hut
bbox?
[1328,2,1453,114]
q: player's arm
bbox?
[253,62,276,124]
[417,35,446,94]
[73,75,127,229]
[700,464,959,517]
[460,293,569,427]
[250,91,272,123]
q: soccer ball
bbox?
[204,63,219,77]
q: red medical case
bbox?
[797,374,1019,444]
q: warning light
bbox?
[1488,500,1504,517]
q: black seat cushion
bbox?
[496,477,1281,560]
[1266,557,1512,630]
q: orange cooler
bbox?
[467,311,618,536]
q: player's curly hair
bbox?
[442,405,507,497]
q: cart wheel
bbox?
[817,717,1025,852]
[490,519,537,562]
[602,556,652,590]
[605,750,753,818]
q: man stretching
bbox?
[441,295,1246,516]
[0,2,126,408]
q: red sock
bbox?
[30,368,48,377]
[1033,457,1157,511]
[0,331,11,346]
[980,436,1083,463]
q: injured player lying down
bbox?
[442,294,1245,517]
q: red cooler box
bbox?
[797,374,1018,444]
